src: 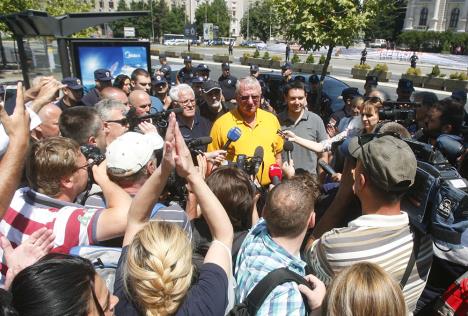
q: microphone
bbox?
[222,127,242,150]
[318,159,336,176]
[269,164,282,185]
[283,141,294,164]
[252,146,264,175]
[187,136,212,148]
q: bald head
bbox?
[128,90,151,117]
[101,86,129,109]
[32,103,62,140]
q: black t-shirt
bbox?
[177,67,195,84]
[114,246,228,316]
[218,75,237,101]
[81,88,101,107]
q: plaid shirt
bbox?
[234,219,307,316]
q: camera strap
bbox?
[400,224,421,289]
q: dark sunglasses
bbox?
[105,118,128,126]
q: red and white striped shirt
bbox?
[0,187,102,283]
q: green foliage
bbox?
[406,67,422,76]
[271,55,282,62]
[449,72,468,80]
[372,63,389,73]
[319,54,326,64]
[253,49,260,58]
[363,0,406,41]
[429,65,441,77]
[243,52,252,59]
[240,0,279,42]
[262,51,270,60]
[291,53,300,64]
[305,54,315,64]
[353,63,371,70]
[195,0,230,38]
[397,30,468,53]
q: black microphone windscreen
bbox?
[284,141,294,152]
[189,136,213,147]
[254,146,264,159]
[170,107,184,114]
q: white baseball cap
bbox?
[106,131,164,177]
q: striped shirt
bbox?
[306,212,433,313]
[235,219,307,316]
[0,187,102,284]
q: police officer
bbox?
[360,48,367,65]
[396,78,414,102]
[81,68,113,107]
[177,56,195,84]
[410,52,418,68]
[363,75,378,98]
[306,74,332,121]
[158,53,172,83]
[56,77,84,111]
[274,62,293,112]
[218,62,237,103]
[195,63,211,81]
[191,76,206,106]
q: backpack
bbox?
[70,246,122,292]
[228,268,311,316]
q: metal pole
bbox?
[247,2,250,40]
[150,0,155,42]
[16,36,30,88]
[57,38,71,78]
[205,0,207,23]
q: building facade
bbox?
[403,0,468,32]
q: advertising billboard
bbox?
[70,40,151,91]
[203,23,213,41]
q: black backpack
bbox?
[228,267,311,316]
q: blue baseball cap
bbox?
[221,62,230,70]
[250,64,259,73]
[152,75,167,85]
[192,76,205,84]
[197,64,210,72]
[398,78,414,92]
[94,69,113,81]
[184,55,192,63]
[61,77,83,90]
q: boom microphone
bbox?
[283,141,294,164]
[222,127,242,150]
[188,136,212,148]
[268,164,283,185]
[252,146,264,175]
[318,159,336,176]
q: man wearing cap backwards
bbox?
[177,56,195,84]
[199,80,233,123]
[306,74,332,121]
[81,68,113,107]
[218,62,238,103]
[305,134,433,313]
[151,75,172,110]
[56,77,84,110]
[396,78,414,103]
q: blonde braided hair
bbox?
[124,221,193,316]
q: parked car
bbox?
[258,71,349,112]
[369,39,387,48]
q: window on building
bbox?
[449,8,460,28]
[419,7,428,26]
[109,1,114,9]
[99,0,104,8]
[232,10,236,17]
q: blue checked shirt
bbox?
[234,219,307,316]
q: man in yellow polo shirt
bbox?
[208,76,283,185]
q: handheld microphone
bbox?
[318,159,336,176]
[283,141,294,164]
[222,127,242,150]
[268,164,283,185]
[187,136,212,148]
[252,146,264,175]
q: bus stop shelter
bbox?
[0,10,148,87]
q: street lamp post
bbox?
[149,0,155,43]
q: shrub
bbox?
[271,55,282,62]
[353,64,371,70]
[253,49,260,58]
[305,54,315,64]
[406,67,422,76]
[429,65,441,77]
[243,52,251,59]
[449,72,468,80]
[372,63,389,73]
[291,53,300,64]
[439,73,446,78]
[319,54,326,64]
[262,51,270,60]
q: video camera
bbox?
[233,146,264,179]
[378,101,419,126]
[126,107,183,134]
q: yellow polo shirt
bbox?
[208,108,284,185]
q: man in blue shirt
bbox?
[235,176,320,315]
[130,68,163,113]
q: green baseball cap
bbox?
[348,135,417,192]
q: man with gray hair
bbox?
[169,84,212,144]
[95,99,129,146]
[208,76,284,186]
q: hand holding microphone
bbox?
[222,127,242,150]
[268,163,283,186]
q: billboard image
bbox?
[71,40,151,91]
[203,23,213,41]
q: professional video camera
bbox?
[402,137,468,248]
[126,107,183,134]
[379,101,419,126]
[80,144,106,166]
[233,146,264,178]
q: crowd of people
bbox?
[0,54,466,316]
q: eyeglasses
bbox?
[73,162,90,172]
[240,95,260,102]
[179,99,196,107]
[105,118,128,126]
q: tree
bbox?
[364,0,407,41]
[240,0,279,42]
[165,6,186,35]
[272,0,382,78]
[195,0,230,38]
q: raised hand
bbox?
[0,81,30,146]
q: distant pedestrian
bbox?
[360,48,367,65]
[410,52,418,68]
[228,40,233,55]
[188,40,191,52]
[285,43,291,62]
